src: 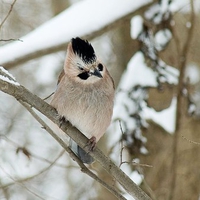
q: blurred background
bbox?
[0,0,200,199]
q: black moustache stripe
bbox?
[78,72,90,80]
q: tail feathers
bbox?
[69,139,94,164]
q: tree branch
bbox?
[0,67,151,200]
[0,38,23,42]
[19,100,127,200]
[1,1,156,69]
[169,1,195,199]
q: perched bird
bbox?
[50,37,115,163]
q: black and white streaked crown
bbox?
[71,37,96,64]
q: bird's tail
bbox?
[69,139,94,164]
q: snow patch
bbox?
[0,66,16,80]
[155,29,172,50]
[185,64,200,84]
[0,75,20,86]
[143,97,177,133]
[120,52,158,88]
[130,170,143,185]
[130,16,143,39]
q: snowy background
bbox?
[0,0,200,199]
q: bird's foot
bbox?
[87,136,96,151]
[58,116,66,128]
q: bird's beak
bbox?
[90,68,103,78]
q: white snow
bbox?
[1,1,194,199]
[124,52,178,88]
[160,0,170,14]
[186,21,191,28]
[188,103,196,114]
[155,29,172,50]
[109,51,179,153]
[145,4,164,24]
[0,66,20,86]
[143,97,177,133]
[35,53,63,85]
[130,16,143,39]
[169,0,200,13]
[0,0,153,66]
[113,92,137,121]
[185,64,200,84]
[169,0,190,13]
[140,146,148,154]
[120,52,158,88]
[157,60,179,84]
[0,75,20,86]
[130,170,143,185]
[0,66,16,80]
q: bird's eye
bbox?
[98,63,103,71]
[77,63,84,71]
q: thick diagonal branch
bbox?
[0,68,151,200]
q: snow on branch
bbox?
[0,66,20,86]
[0,0,155,68]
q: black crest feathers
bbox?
[71,37,96,64]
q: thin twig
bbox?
[0,38,23,42]
[43,92,54,100]
[118,121,152,169]
[0,0,17,30]
[181,135,200,146]
[119,120,125,167]
[121,161,153,168]
[0,150,65,189]
[0,134,70,168]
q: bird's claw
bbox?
[87,136,96,151]
[59,116,66,128]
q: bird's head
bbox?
[64,37,105,84]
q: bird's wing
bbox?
[57,69,65,85]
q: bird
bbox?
[50,37,115,164]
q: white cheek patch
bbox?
[73,56,85,69]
